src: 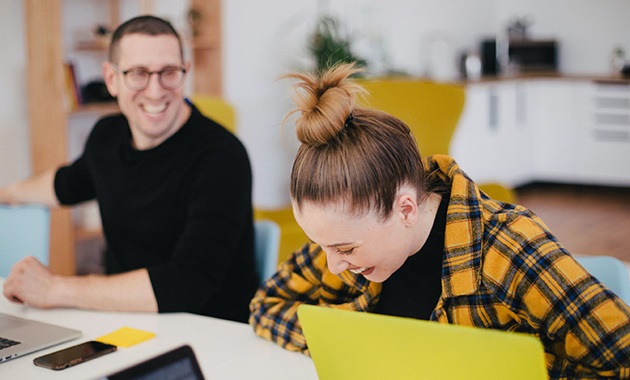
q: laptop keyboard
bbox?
[0,337,21,350]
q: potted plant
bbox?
[308,15,367,73]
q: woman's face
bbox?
[293,196,420,283]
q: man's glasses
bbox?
[111,64,187,91]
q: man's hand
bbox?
[0,187,15,204]
[3,256,58,308]
[3,257,157,312]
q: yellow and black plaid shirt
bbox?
[249,155,630,379]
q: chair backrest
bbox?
[189,95,237,133]
[478,182,518,204]
[0,204,50,277]
[358,78,517,204]
[358,78,465,157]
[254,219,281,284]
[575,255,630,305]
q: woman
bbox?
[249,63,630,379]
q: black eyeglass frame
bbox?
[111,64,187,91]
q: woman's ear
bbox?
[396,192,419,228]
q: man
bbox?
[0,16,258,323]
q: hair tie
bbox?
[344,113,354,128]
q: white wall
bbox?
[0,0,29,187]
[2,0,630,205]
[224,1,318,209]
[225,0,497,208]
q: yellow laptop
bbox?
[297,305,547,380]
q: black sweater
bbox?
[373,192,448,320]
[55,104,258,323]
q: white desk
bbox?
[0,280,317,379]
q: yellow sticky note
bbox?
[96,326,156,348]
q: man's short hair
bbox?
[108,15,183,63]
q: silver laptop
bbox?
[0,312,81,363]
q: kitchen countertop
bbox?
[365,73,630,86]
[462,72,630,85]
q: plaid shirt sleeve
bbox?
[429,154,630,379]
[486,213,630,379]
[248,242,381,354]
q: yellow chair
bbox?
[190,94,237,133]
[358,78,517,204]
[358,78,465,158]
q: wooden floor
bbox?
[516,183,630,262]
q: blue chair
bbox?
[254,219,281,285]
[0,204,50,278]
[575,255,630,305]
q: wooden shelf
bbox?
[75,226,104,242]
[191,0,222,96]
[71,102,119,116]
[75,39,110,51]
[190,35,220,50]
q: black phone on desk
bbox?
[33,340,117,370]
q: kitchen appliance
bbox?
[507,39,558,72]
[459,52,482,80]
[480,39,499,75]
[480,38,558,75]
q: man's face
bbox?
[103,34,190,150]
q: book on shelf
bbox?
[62,61,83,111]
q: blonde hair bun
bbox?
[282,62,365,146]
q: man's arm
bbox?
[0,168,60,207]
[3,256,157,312]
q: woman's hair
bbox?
[108,15,183,63]
[284,62,429,220]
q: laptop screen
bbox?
[297,304,547,380]
[105,345,204,380]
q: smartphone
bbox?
[33,340,117,370]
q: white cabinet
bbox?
[575,81,630,185]
[493,81,532,185]
[452,78,630,188]
[450,83,491,181]
[451,81,531,187]
[528,80,581,182]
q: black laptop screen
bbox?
[106,345,204,380]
